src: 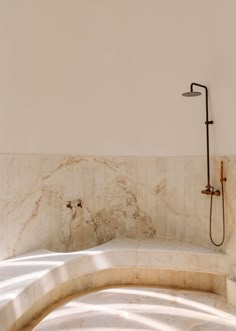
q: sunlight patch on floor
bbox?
[32,286,236,331]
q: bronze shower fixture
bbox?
[182,83,218,194]
[182,83,226,246]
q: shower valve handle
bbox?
[201,188,220,196]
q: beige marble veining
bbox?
[0,154,235,267]
[1,152,236,330]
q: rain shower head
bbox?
[182,91,202,97]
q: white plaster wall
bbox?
[0,0,235,156]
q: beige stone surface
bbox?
[31,286,236,331]
[0,154,236,329]
[0,238,228,331]
[0,154,234,261]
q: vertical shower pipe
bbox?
[190,83,216,193]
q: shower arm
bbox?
[190,83,216,194]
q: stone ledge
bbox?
[0,238,229,331]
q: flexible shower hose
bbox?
[209,180,225,247]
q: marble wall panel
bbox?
[0,154,235,268]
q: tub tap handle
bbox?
[77,199,82,208]
[66,201,72,209]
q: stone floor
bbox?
[32,286,236,331]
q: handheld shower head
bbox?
[182,91,202,97]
